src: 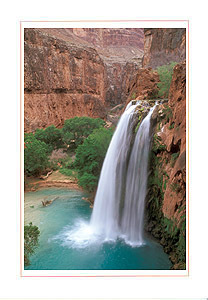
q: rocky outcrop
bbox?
[24,29,107,132]
[146,61,186,269]
[125,67,160,104]
[143,28,186,68]
[105,61,141,106]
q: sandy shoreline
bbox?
[24,170,94,207]
[25,170,82,192]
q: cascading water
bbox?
[90,101,139,240]
[91,101,156,245]
[120,106,155,245]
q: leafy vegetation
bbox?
[162,104,173,123]
[74,127,113,192]
[152,134,166,153]
[59,168,77,178]
[62,117,105,151]
[34,125,63,152]
[156,62,177,98]
[131,92,136,100]
[24,133,50,176]
[24,117,109,179]
[171,152,180,167]
[168,122,175,130]
[24,222,40,266]
[135,115,142,133]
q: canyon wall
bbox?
[24,29,108,131]
[160,61,186,221]
[146,61,186,269]
[143,28,186,68]
[40,28,144,106]
[24,28,144,132]
[24,29,107,132]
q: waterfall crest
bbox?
[91,101,155,245]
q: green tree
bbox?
[34,125,63,152]
[62,117,105,150]
[74,127,113,192]
[24,133,49,176]
[24,222,40,266]
[157,62,177,98]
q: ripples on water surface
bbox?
[24,188,172,270]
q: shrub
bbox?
[74,127,113,192]
[24,134,49,176]
[34,125,63,151]
[157,62,177,98]
[24,222,40,266]
[59,168,77,178]
[78,172,98,192]
[62,117,105,151]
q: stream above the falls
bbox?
[24,188,172,270]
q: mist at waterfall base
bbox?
[25,102,172,270]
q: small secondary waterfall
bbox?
[91,101,155,245]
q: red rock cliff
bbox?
[143,28,186,68]
[145,61,186,268]
[159,61,186,222]
[40,28,144,106]
[24,29,107,132]
[24,28,144,131]
[125,67,160,104]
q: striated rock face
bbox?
[24,28,144,131]
[37,29,144,106]
[143,28,186,68]
[66,28,144,48]
[24,29,107,132]
[49,28,144,106]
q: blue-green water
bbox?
[24,188,171,270]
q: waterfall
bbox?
[120,106,154,245]
[90,101,155,245]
